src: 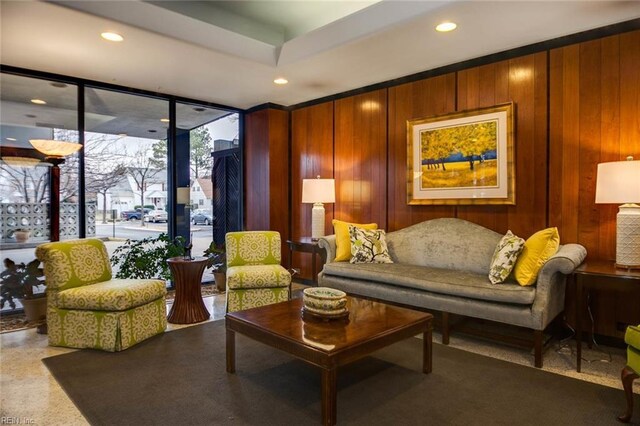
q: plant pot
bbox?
[13,230,30,243]
[19,295,47,333]
[214,272,226,292]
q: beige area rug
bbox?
[0,284,220,333]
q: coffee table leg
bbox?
[423,325,432,374]
[226,328,235,373]
[321,368,337,426]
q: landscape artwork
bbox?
[407,103,515,205]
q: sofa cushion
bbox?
[349,226,393,264]
[488,230,525,284]
[226,264,291,289]
[332,219,378,262]
[514,227,560,286]
[56,279,166,311]
[322,262,536,305]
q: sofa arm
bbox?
[539,244,588,276]
[317,235,337,264]
[531,243,587,329]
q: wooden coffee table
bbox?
[225,296,433,426]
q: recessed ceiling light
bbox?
[25,114,37,118]
[160,118,170,123]
[436,22,457,32]
[31,99,46,105]
[50,82,68,88]
[6,137,17,141]
[193,107,206,112]
[101,32,124,42]
[148,129,157,133]
[273,78,288,85]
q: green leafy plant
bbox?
[0,258,45,310]
[110,233,185,280]
[203,241,226,273]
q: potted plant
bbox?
[0,258,47,332]
[12,229,30,243]
[204,242,226,292]
[110,233,185,280]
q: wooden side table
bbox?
[286,237,322,285]
[167,256,211,324]
[573,260,640,372]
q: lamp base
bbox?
[311,203,325,240]
[616,203,640,269]
[614,263,640,271]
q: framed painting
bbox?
[407,102,515,205]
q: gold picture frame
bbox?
[407,102,515,205]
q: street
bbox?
[95,221,214,255]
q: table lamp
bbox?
[595,156,640,269]
[302,176,335,240]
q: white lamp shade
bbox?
[29,139,82,157]
[595,159,640,204]
[302,178,335,203]
[1,156,44,168]
[176,187,191,204]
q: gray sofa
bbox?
[317,218,587,367]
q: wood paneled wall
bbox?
[457,53,548,238]
[291,102,334,278]
[244,29,640,335]
[387,75,457,229]
[244,108,290,264]
[334,90,388,228]
[549,31,640,336]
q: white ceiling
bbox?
[1,1,639,110]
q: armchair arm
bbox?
[317,235,337,264]
[625,325,640,351]
[531,243,587,329]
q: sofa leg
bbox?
[619,366,639,423]
[442,312,450,345]
[533,330,543,368]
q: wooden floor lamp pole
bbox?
[48,157,64,242]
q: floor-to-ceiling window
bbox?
[0,73,79,312]
[84,88,169,245]
[0,68,241,316]
[175,103,240,273]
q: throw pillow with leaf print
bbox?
[348,225,394,264]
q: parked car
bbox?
[191,210,213,225]
[144,208,168,223]
[121,208,150,221]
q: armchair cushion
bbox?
[56,279,166,311]
[227,265,291,290]
[625,325,640,351]
[35,239,112,290]
[625,325,640,374]
[226,231,282,267]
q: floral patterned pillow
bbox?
[349,225,394,264]
[488,230,525,284]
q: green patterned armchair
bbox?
[620,325,640,423]
[36,239,167,352]
[225,231,291,312]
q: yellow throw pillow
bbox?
[332,219,378,261]
[514,227,560,286]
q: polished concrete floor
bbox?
[1,292,637,425]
